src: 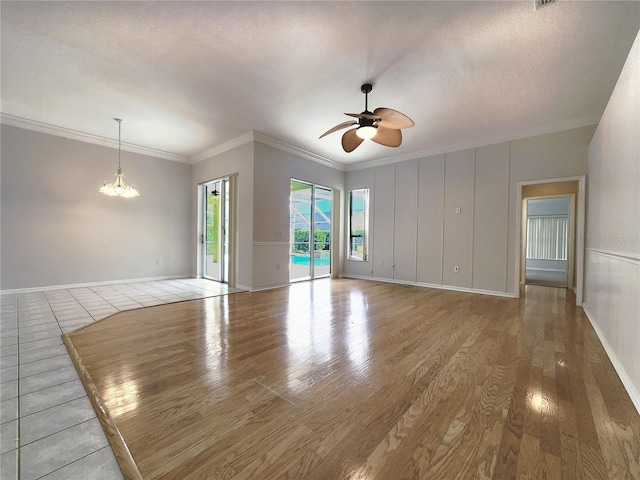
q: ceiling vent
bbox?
[534,0,557,10]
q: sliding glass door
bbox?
[313,186,332,277]
[289,180,332,282]
[203,178,229,283]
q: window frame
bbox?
[348,188,369,262]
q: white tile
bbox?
[0,449,18,480]
[1,365,18,383]
[19,336,63,353]
[59,324,85,334]
[0,336,18,348]
[0,419,18,454]
[20,396,96,445]
[20,365,79,395]
[8,278,221,479]
[19,328,62,344]
[0,328,18,338]
[0,345,18,357]
[54,313,89,323]
[39,446,124,480]
[18,323,62,336]
[0,397,18,424]
[0,380,18,401]
[0,320,18,331]
[19,344,68,364]
[86,308,118,316]
[20,354,73,378]
[18,317,57,328]
[20,418,109,480]
[0,355,18,368]
[20,379,86,416]
[58,316,91,326]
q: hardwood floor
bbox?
[63,279,640,479]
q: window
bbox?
[526,215,568,260]
[349,188,369,261]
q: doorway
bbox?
[524,196,571,288]
[289,180,332,282]
[516,177,585,305]
[202,178,230,283]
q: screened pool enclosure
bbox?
[289,180,332,281]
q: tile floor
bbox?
[1,278,236,480]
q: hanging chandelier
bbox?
[99,118,140,198]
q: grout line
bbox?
[14,348,69,367]
[16,373,79,398]
[16,295,22,480]
[18,416,97,449]
[34,445,114,479]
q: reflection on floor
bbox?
[525,268,568,288]
[65,280,640,479]
[0,278,237,480]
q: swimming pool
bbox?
[290,253,331,266]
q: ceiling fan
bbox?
[320,83,414,153]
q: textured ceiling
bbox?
[1,1,639,167]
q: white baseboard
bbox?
[340,274,517,299]
[249,283,290,292]
[0,274,194,295]
[583,303,640,416]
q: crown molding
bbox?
[346,115,600,171]
[1,113,190,163]
[190,131,256,164]
[252,131,345,172]
[192,130,346,171]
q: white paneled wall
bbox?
[473,143,510,292]
[584,251,640,410]
[584,31,640,412]
[416,155,445,285]
[343,126,591,297]
[372,164,395,279]
[393,160,419,282]
[442,149,475,288]
[345,145,511,295]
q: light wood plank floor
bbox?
[63,279,640,479]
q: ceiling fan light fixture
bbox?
[321,83,413,152]
[356,125,377,140]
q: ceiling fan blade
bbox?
[373,107,414,129]
[319,120,358,139]
[371,126,402,147]
[344,112,381,121]
[342,128,364,153]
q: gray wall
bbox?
[192,140,345,291]
[344,125,593,296]
[191,142,254,290]
[1,125,192,289]
[584,31,640,411]
[252,142,345,290]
